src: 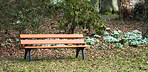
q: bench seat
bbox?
[22,45,90,49]
[20,34,90,62]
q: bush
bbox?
[133,2,147,19]
[0,0,54,33]
[57,0,104,33]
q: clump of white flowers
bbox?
[120,30,148,46]
[111,30,122,38]
[102,29,147,48]
[55,44,66,46]
[140,38,148,45]
[94,34,101,38]
[16,20,22,24]
[42,44,51,46]
[103,31,109,36]
[103,36,118,43]
[132,30,141,34]
[85,36,99,48]
[130,41,140,47]
[106,27,110,31]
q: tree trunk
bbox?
[118,0,122,20]
[99,0,101,9]
[69,4,76,34]
[142,0,148,38]
[118,0,124,24]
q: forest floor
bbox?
[0,16,148,71]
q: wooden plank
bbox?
[22,45,90,48]
[20,40,85,44]
[20,34,83,38]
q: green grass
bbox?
[0,47,147,71]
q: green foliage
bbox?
[101,43,108,49]
[94,34,101,38]
[56,0,103,33]
[133,2,147,20]
[91,33,96,36]
[141,38,148,45]
[103,31,109,36]
[130,41,140,47]
[85,36,99,48]
[115,43,123,49]
[103,36,118,43]
[0,43,5,47]
[120,30,146,46]
[0,0,53,33]
[132,30,141,34]
[0,39,12,47]
[0,0,104,34]
[123,42,129,47]
[6,39,12,43]
[83,29,89,33]
[102,29,147,48]
[111,30,122,38]
[16,39,20,43]
[119,38,127,44]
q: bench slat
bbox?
[20,34,83,38]
[21,40,85,44]
[22,45,90,48]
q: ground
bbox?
[0,47,147,71]
[0,16,147,71]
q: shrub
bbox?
[0,0,55,33]
[133,2,147,19]
[57,0,104,33]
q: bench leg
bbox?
[28,49,31,62]
[76,48,80,58]
[24,49,28,59]
[81,48,85,60]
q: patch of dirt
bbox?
[105,18,144,33]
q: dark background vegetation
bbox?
[0,0,147,34]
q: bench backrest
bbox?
[20,34,85,45]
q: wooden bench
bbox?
[20,34,90,61]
